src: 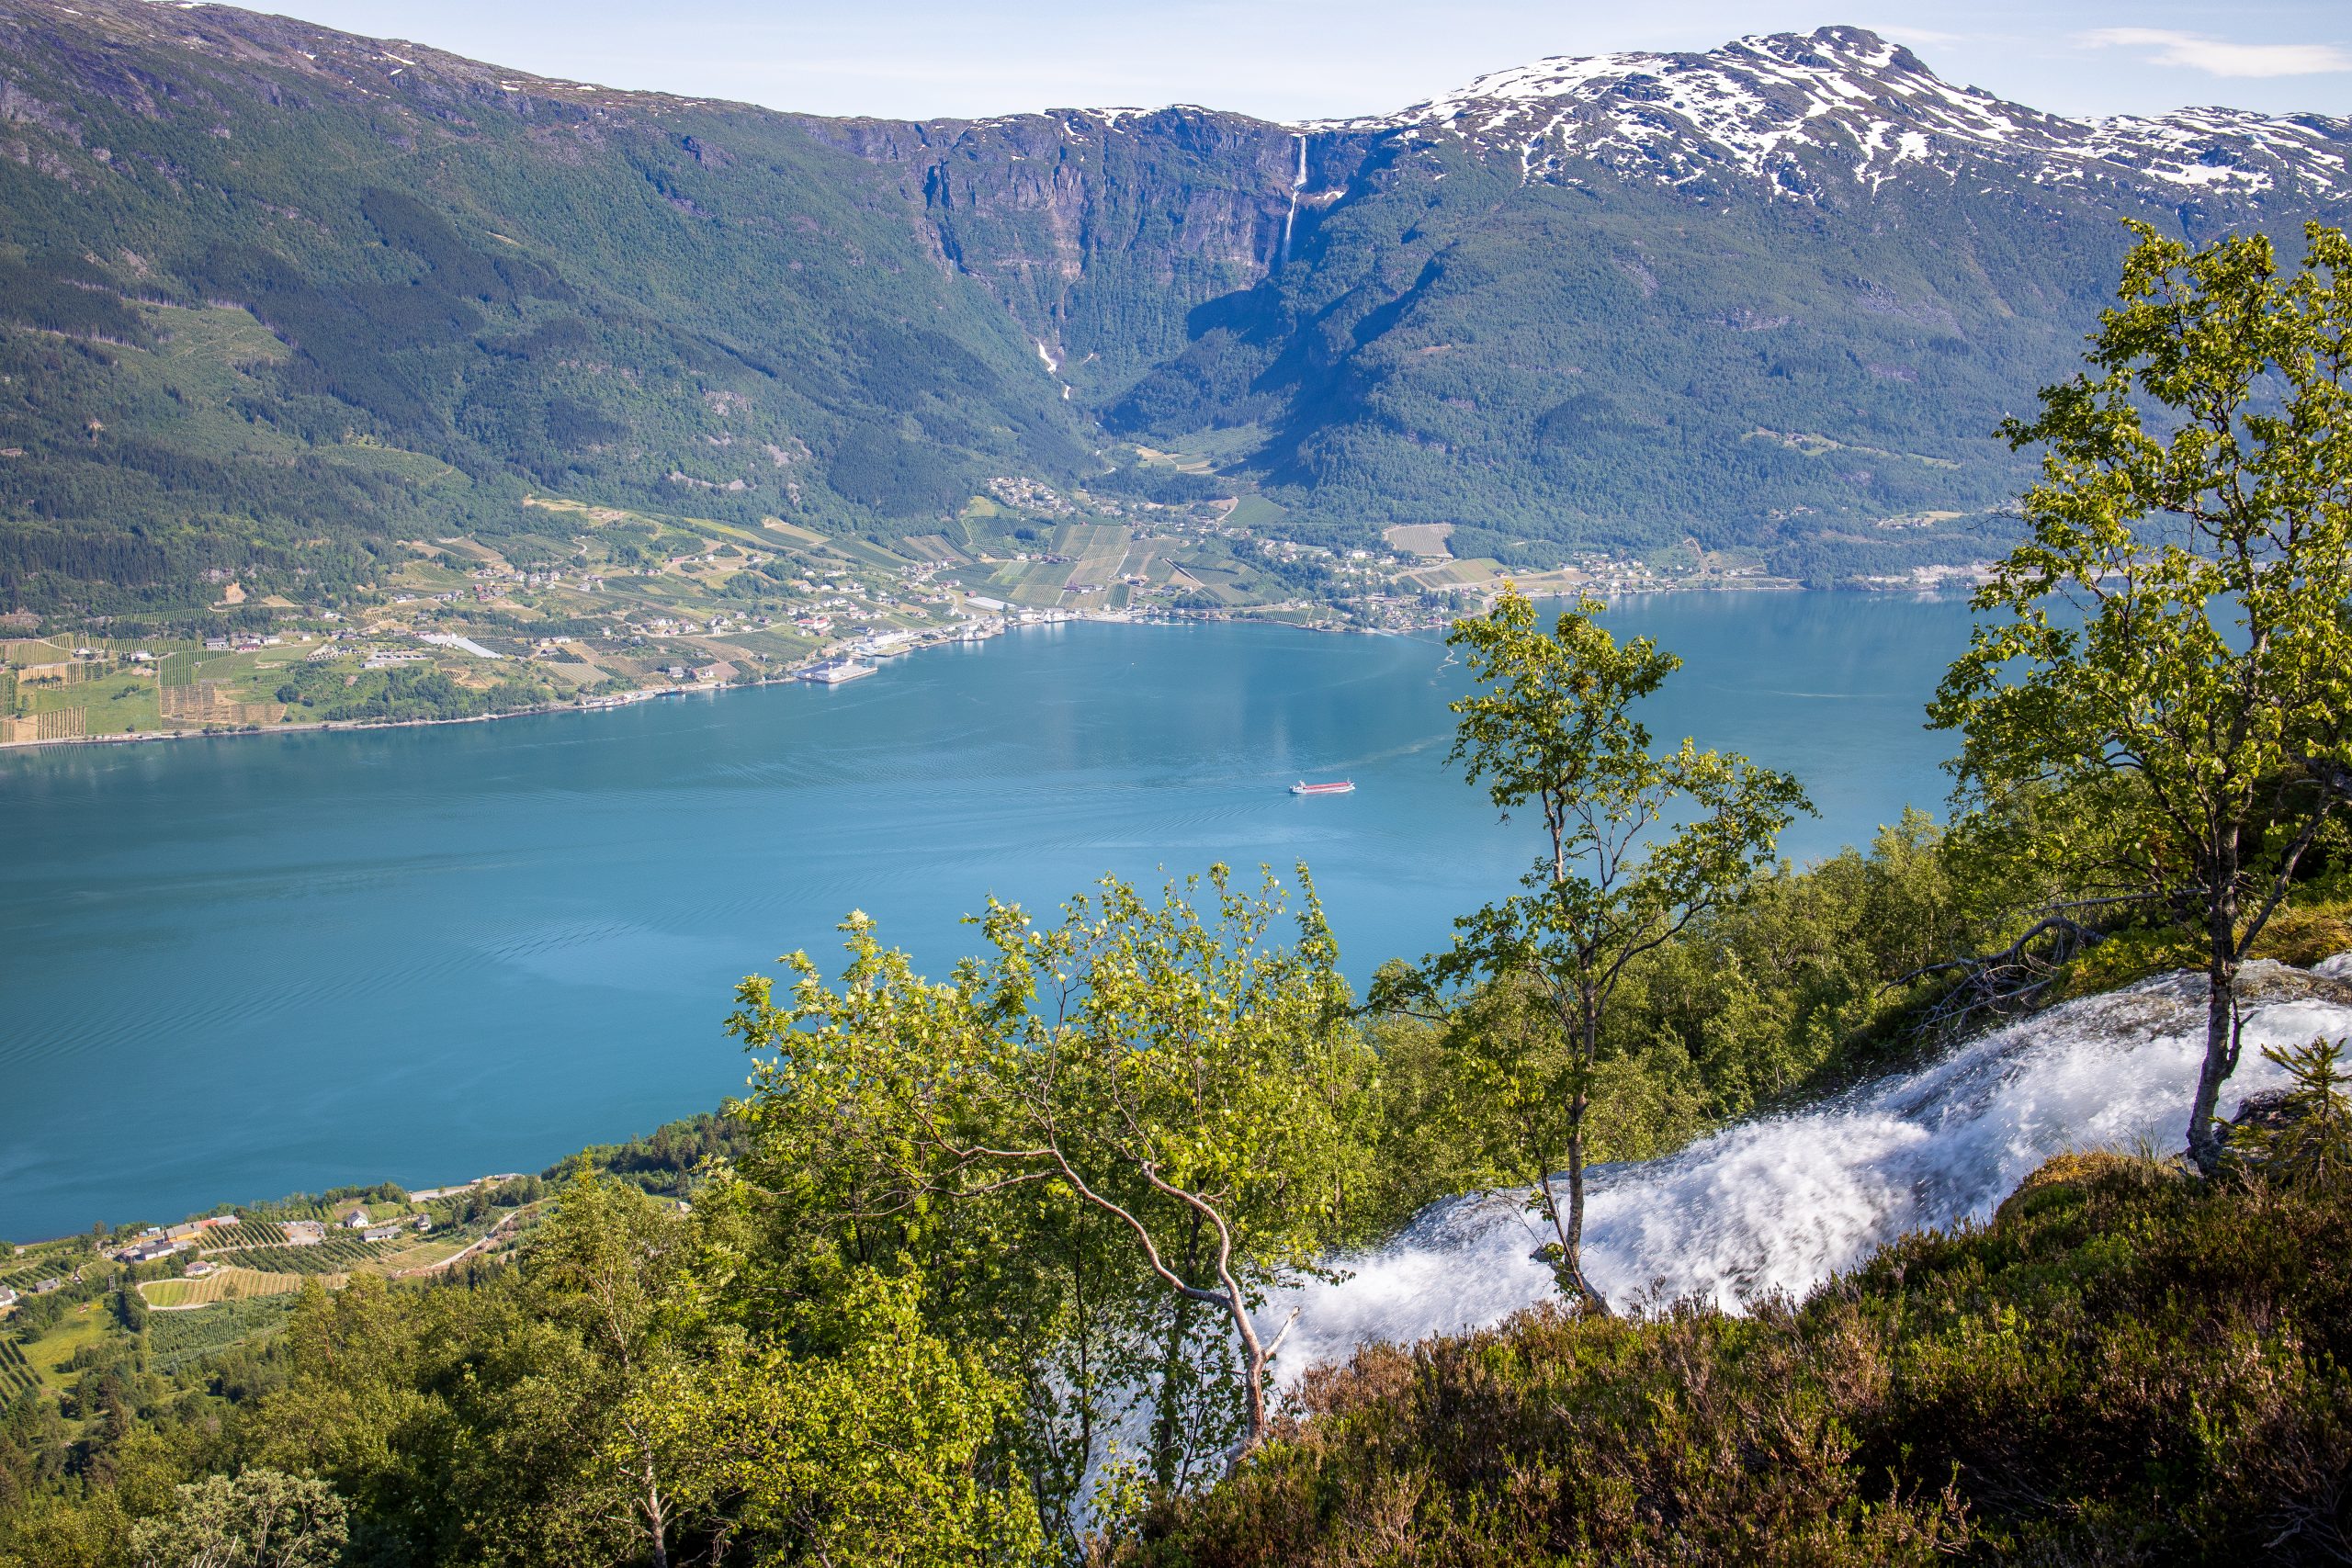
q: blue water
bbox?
[0,594,1975,1238]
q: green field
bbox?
[198,1221,303,1250]
[27,1306,110,1393]
[1225,497,1288,530]
[371,1237,469,1273]
[17,671,162,734]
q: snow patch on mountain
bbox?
[1304,26,2352,205]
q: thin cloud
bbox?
[2079,28,2352,79]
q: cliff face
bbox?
[810,109,1362,400]
[798,31,2352,558]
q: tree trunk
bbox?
[2187,909,2244,1175]
[1230,1292,1270,1468]
[2186,833,2249,1177]
[1556,1084,1610,1315]
[641,1452,670,1568]
[1553,1002,1611,1315]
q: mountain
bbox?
[0,0,1094,615]
[837,27,2352,569]
[2,5,2348,618]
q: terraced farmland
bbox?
[0,1340,36,1401]
[980,525,1193,612]
[141,1268,309,1309]
[0,1263,59,1293]
[371,1236,469,1273]
[197,1221,297,1250]
[207,1236,391,1275]
[148,1293,300,1372]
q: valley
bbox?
[5,5,2352,1562]
[4,1,2346,643]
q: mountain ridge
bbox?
[4,3,2351,619]
[1312,26,2351,204]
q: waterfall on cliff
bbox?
[1261,961,2352,1385]
[1281,134,1307,264]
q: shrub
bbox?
[1111,1156,2352,1565]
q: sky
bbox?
[254,0,2352,123]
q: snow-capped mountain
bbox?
[1318,27,2351,204]
[7,0,2352,595]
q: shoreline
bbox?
[0,584,1966,760]
[0,607,1195,757]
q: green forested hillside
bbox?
[0,0,1090,615]
[4,1,2351,623]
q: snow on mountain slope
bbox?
[1308,26,2352,204]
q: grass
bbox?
[17,671,161,734]
[1225,497,1287,530]
[141,1267,308,1309]
[28,1306,109,1393]
[1743,426,1964,472]
[370,1237,469,1273]
[724,628,820,660]
[1384,524,1454,558]
[319,443,469,486]
[1148,423,1268,469]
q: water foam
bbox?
[1267,961,2352,1383]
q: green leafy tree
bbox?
[729,865,1376,1474]
[661,1269,1043,1567]
[506,1175,724,1568]
[1381,589,1809,1311]
[127,1470,346,1568]
[1930,221,2352,1172]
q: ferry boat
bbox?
[1289,780,1355,795]
[800,660,877,686]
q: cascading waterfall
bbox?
[1260,960,2352,1386]
[1280,134,1307,265]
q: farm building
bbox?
[116,1238,186,1264]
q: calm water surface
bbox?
[2,594,1973,1236]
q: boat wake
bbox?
[1264,959,2352,1385]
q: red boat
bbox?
[1289,780,1355,795]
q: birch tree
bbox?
[1380,589,1808,1312]
[729,865,1376,1475]
[1929,220,2352,1172]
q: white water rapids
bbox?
[1263,959,2352,1385]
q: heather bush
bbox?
[1111,1155,2352,1565]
